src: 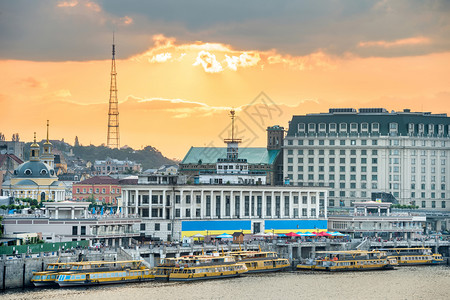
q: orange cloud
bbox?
[358,36,431,48]
[150,52,172,63]
[57,0,78,8]
[225,52,260,71]
[132,34,337,72]
[193,51,223,73]
[119,16,133,25]
[84,1,101,12]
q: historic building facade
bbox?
[2,128,66,202]
[284,108,450,211]
[121,173,328,241]
[72,176,122,205]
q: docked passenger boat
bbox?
[31,262,73,287]
[297,250,398,272]
[228,251,290,273]
[167,255,247,281]
[56,260,154,287]
[384,247,444,266]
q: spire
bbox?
[223,109,242,161]
[41,120,54,167]
[224,109,242,144]
[44,120,51,145]
[107,31,120,149]
[30,132,40,161]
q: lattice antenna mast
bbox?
[107,31,120,148]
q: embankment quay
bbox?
[130,239,450,266]
[1,239,449,290]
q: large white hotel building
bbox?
[283,108,450,211]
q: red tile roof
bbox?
[77,176,119,185]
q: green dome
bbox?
[13,161,56,179]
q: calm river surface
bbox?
[3,266,450,300]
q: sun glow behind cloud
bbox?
[358,37,432,48]
[1,34,449,158]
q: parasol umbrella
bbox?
[216,233,233,238]
[301,231,316,237]
[191,233,205,242]
[285,232,301,237]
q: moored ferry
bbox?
[31,262,73,287]
[297,250,398,272]
[154,256,195,281]
[56,260,154,287]
[384,247,444,266]
[168,255,247,281]
[228,251,290,273]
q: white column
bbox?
[210,190,215,219]
[230,190,234,218]
[306,191,311,218]
[239,191,244,218]
[289,191,293,218]
[180,190,184,218]
[280,191,284,218]
[249,191,253,218]
[124,190,128,217]
[162,190,166,219]
[55,208,59,219]
[200,190,204,218]
[190,190,194,219]
[71,207,75,219]
[271,191,275,218]
[135,189,139,216]
[324,191,328,219]
[261,191,266,218]
[220,190,224,218]
[316,192,320,218]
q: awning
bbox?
[285,232,301,237]
[216,233,233,238]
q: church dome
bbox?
[13,161,56,179]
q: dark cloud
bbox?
[0,0,449,61]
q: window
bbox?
[389,123,398,133]
[155,223,160,231]
[372,123,379,132]
[308,123,316,132]
[339,123,347,132]
[329,123,337,132]
[319,123,326,132]
[298,123,306,132]
[350,123,358,132]
[361,123,368,132]
[340,140,346,146]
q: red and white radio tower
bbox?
[107,32,120,149]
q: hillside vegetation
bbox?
[24,141,176,171]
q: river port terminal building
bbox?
[120,174,328,241]
[284,108,450,211]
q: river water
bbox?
[3,266,450,300]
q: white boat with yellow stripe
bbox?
[384,247,444,266]
[55,260,154,287]
[160,255,247,282]
[297,250,398,272]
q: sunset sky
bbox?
[1,1,450,159]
